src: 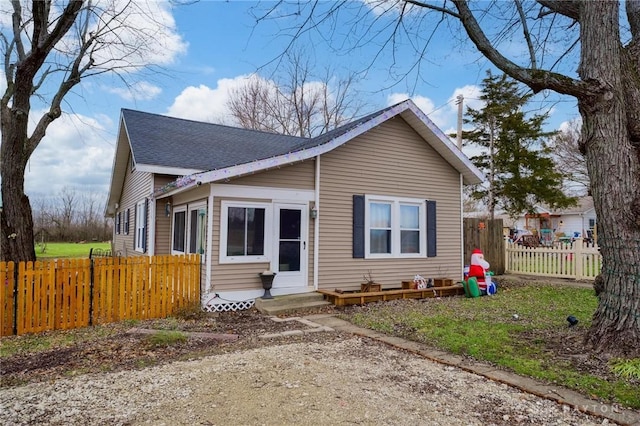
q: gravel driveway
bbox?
[1,336,605,425]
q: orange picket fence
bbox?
[0,255,200,336]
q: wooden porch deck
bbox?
[318,284,465,307]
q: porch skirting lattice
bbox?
[203,298,255,312]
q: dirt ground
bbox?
[0,307,344,387]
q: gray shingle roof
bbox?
[122,104,399,172]
[122,109,307,171]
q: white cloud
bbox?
[361,0,421,17]
[387,93,451,129]
[166,81,237,123]
[24,111,115,198]
[50,0,188,72]
[448,85,484,113]
[166,74,277,124]
[108,81,162,101]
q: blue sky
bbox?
[5,1,580,202]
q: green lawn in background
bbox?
[35,241,111,260]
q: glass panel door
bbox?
[278,209,301,272]
[273,204,307,289]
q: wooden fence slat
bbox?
[0,262,15,336]
[1,255,200,336]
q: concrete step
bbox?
[255,292,332,315]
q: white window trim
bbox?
[124,209,130,235]
[220,201,272,264]
[171,202,208,256]
[364,195,426,259]
[134,201,146,252]
[171,205,187,255]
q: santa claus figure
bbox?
[468,248,490,292]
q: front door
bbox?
[272,204,308,289]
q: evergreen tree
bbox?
[462,72,577,219]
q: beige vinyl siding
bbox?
[208,195,316,294]
[228,160,315,189]
[153,175,178,255]
[317,116,462,291]
[207,163,317,293]
[113,153,152,257]
[209,197,271,293]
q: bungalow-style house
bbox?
[513,196,597,242]
[105,100,484,311]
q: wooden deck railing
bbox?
[0,255,200,336]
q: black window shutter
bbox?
[126,209,130,234]
[426,200,437,257]
[353,195,365,258]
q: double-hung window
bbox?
[115,212,121,235]
[134,201,147,252]
[220,201,271,263]
[124,209,130,235]
[365,196,425,258]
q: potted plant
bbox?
[361,271,382,292]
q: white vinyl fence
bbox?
[505,238,601,280]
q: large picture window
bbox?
[220,201,271,263]
[365,196,425,258]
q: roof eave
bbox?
[105,114,130,217]
[152,99,486,198]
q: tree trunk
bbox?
[0,164,36,263]
[1,95,36,263]
[579,1,640,355]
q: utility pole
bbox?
[456,95,464,150]
[488,116,495,221]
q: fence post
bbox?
[504,242,510,273]
[574,238,584,280]
[12,263,18,336]
[89,257,94,326]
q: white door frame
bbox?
[272,203,308,289]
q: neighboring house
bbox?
[105,100,484,311]
[513,196,597,240]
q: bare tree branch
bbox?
[227,51,362,137]
[452,0,594,98]
[536,0,580,20]
[404,0,459,18]
[515,0,537,68]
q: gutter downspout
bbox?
[206,186,214,295]
[460,174,464,280]
[313,155,320,291]
[148,180,155,256]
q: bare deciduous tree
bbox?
[1,0,182,262]
[30,188,111,243]
[227,51,363,137]
[550,119,590,195]
[255,0,640,353]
